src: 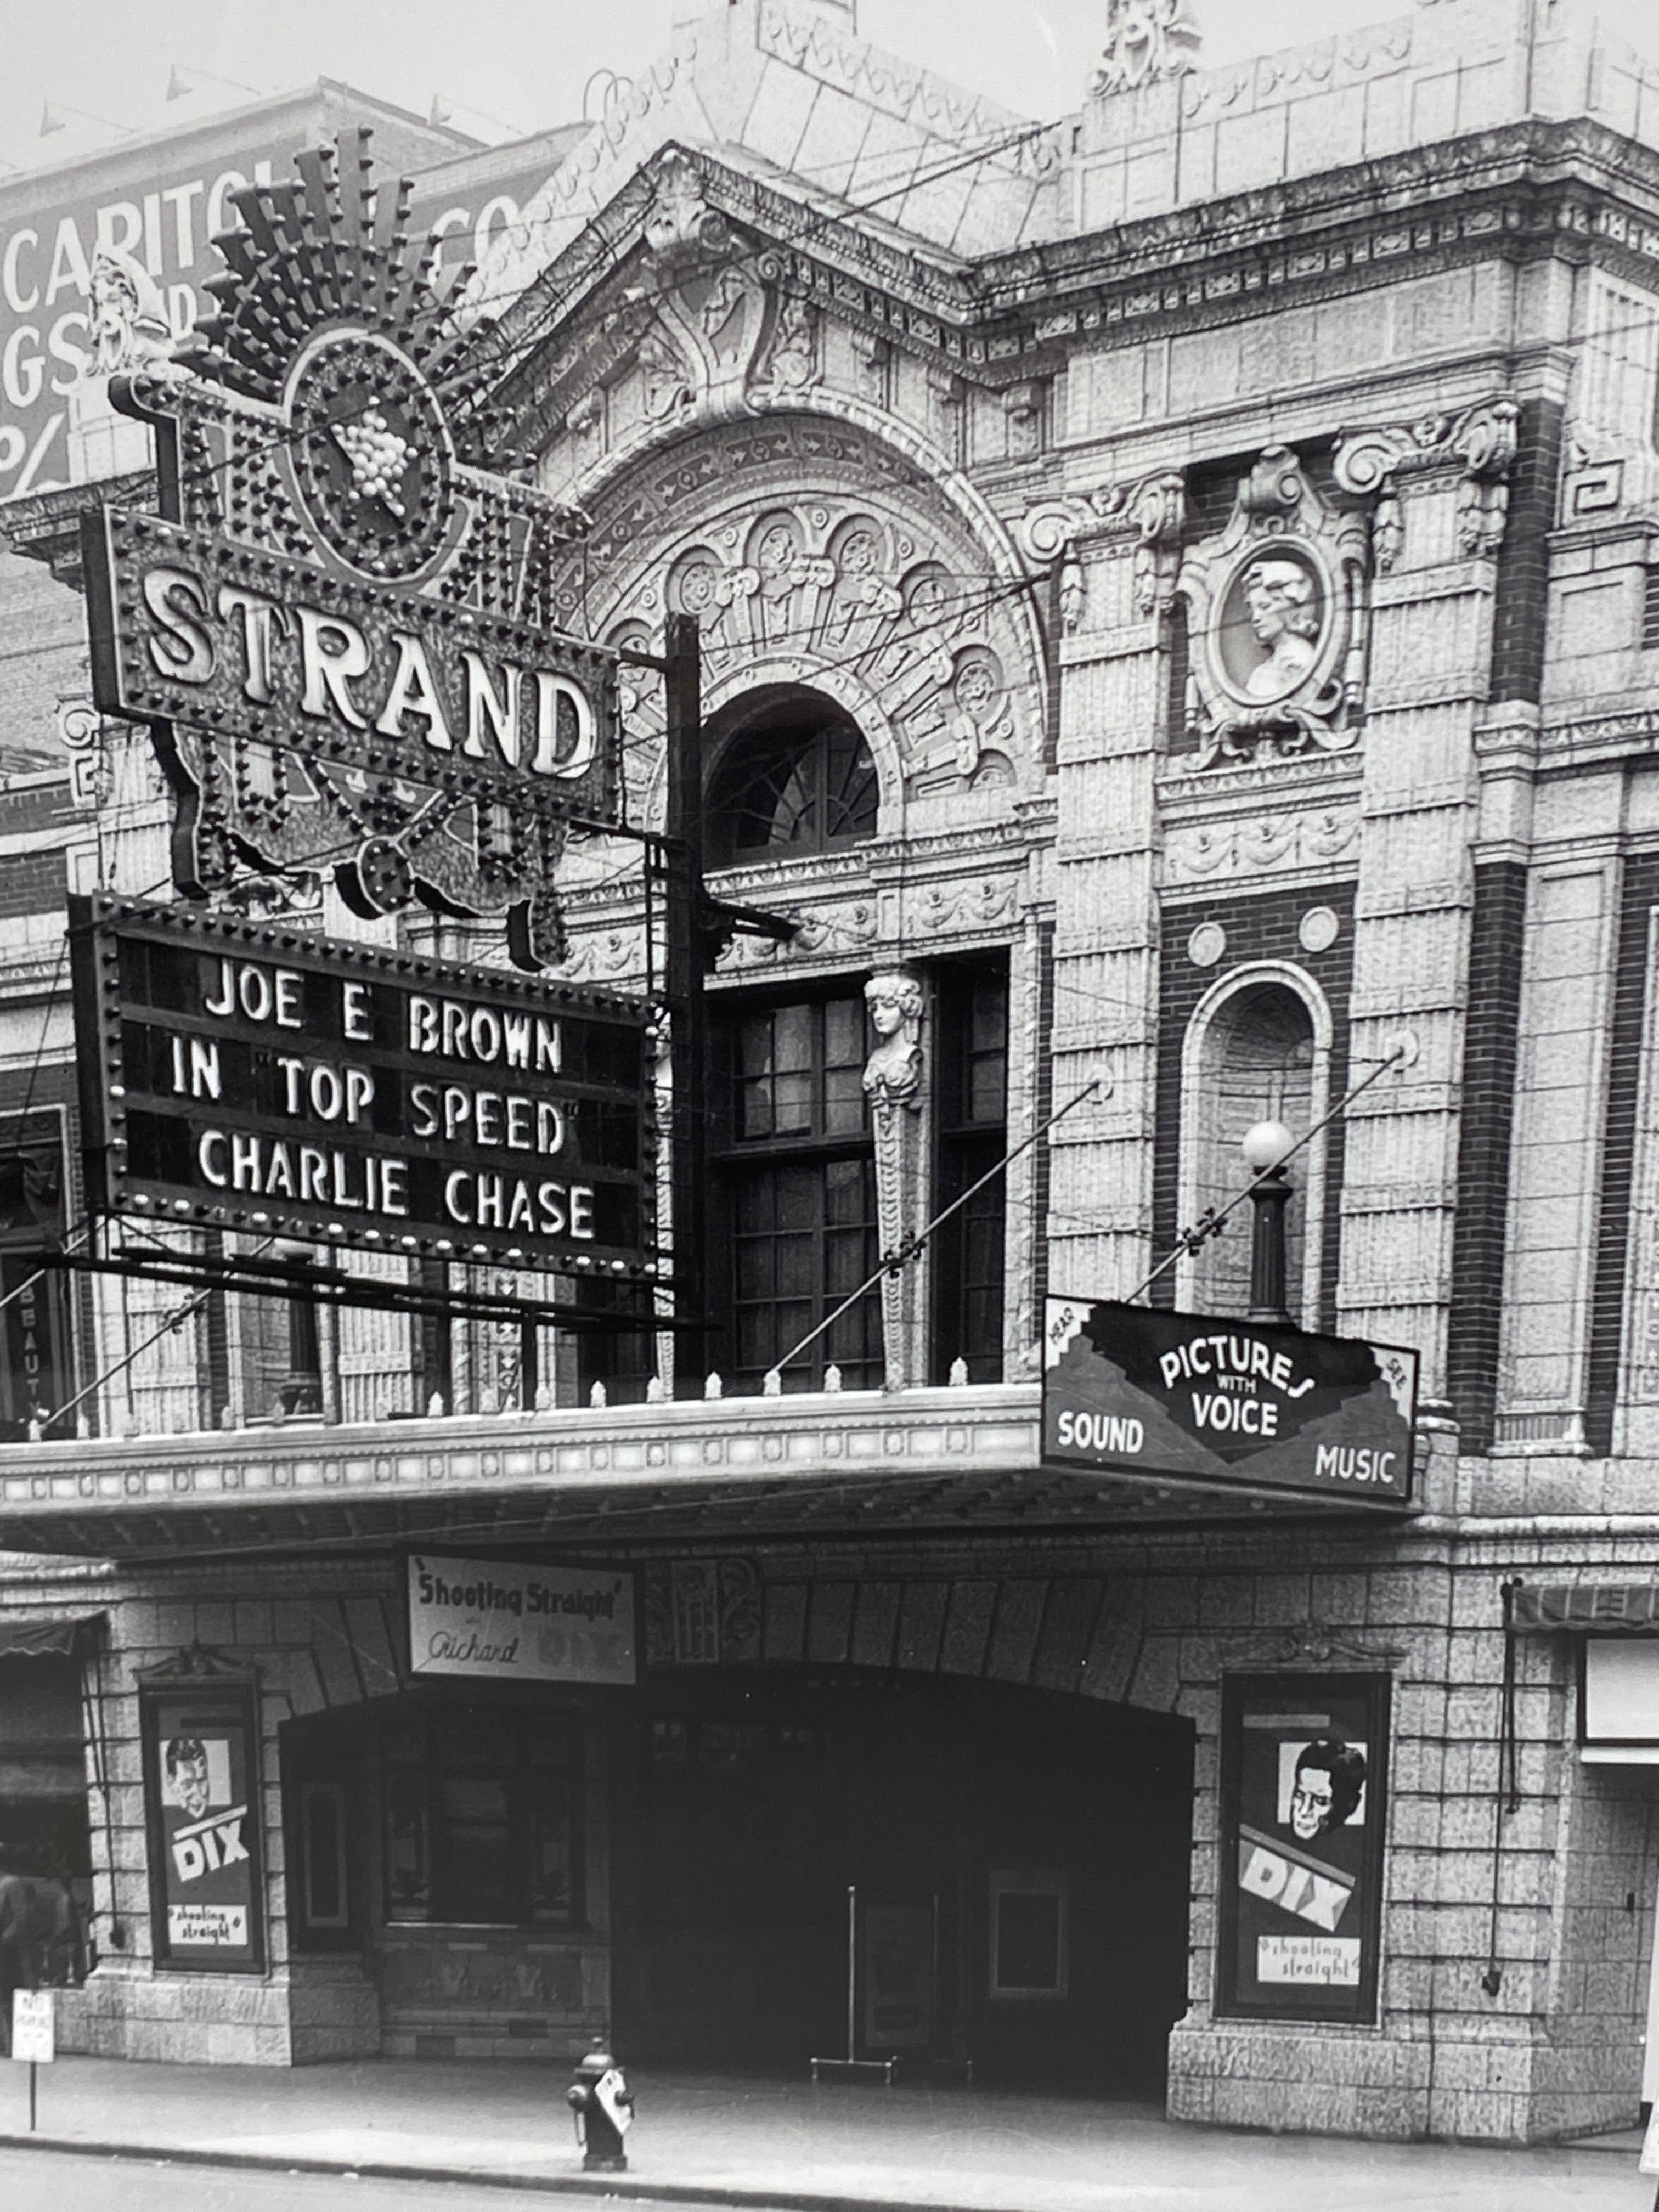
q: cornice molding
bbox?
[487,121,1659,443]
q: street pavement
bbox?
[0,2058,1650,2212]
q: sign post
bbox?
[10,1988,54,2131]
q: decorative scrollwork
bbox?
[1089,0,1202,94]
[1333,396,1520,572]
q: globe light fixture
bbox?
[1240,1120,1296,1325]
[1241,1119,1296,1174]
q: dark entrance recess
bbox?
[613,1672,1193,2094]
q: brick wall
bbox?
[0,847,65,920]
[1584,854,1659,1454]
[1447,861,1528,1451]
[1489,398,1565,705]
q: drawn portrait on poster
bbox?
[1217,1674,1388,2024]
[142,1683,265,1973]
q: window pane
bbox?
[775,1171,819,1231]
[775,1007,812,1070]
[384,1768,429,1922]
[529,1771,574,1921]
[823,998,864,1068]
[772,1071,812,1134]
[775,1235,816,1296]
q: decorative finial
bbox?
[1090,0,1202,95]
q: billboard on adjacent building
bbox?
[1041,1295,1418,1506]
[407,1553,637,1685]
[70,894,656,1277]
[0,91,567,499]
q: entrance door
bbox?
[614,1671,1193,2091]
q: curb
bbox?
[0,2131,1002,2212]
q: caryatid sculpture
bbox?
[864,970,928,1389]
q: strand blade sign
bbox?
[408,1554,637,1686]
[1042,1296,1417,1505]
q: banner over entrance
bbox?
[1042,1296,1417,1507]
[407,1553,637,1685]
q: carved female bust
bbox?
[863,970,924,1108]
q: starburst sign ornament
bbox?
[80,131,620,969]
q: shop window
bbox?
[382,1704,580,1928]
[932,960,1008,1383]
[706,698,878,866]
[711,995,879,1391]
[988,1869,1069,2001]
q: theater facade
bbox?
[4,0,1659,2148]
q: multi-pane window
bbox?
[714,997,879,1391]
[932,961,1009,1383]
[383,1704,579,1927]
[707,714,878,864]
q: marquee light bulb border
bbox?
[83,129,620,971]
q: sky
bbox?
[1,0,1657,176]
[3,0,1657,177]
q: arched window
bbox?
[706,692,878,866]
[1177,972,1331,1325]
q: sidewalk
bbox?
[0,2057,1648,2210]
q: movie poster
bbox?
[1216,1674,1389,2024]
[142,1683,264,1973]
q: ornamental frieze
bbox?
[1161,805,1361,886]
[551,424,1046,821]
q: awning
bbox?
[0,1612,103,1658]
[1510,1585,1659,1632]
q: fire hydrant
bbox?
[568,2035,633,2171]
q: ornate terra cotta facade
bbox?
[7,0,1659,2149]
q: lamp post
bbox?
[1240,1119,1296,1327]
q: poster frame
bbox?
[138,1668,267,1977]
[1214,1670,1390,2025]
